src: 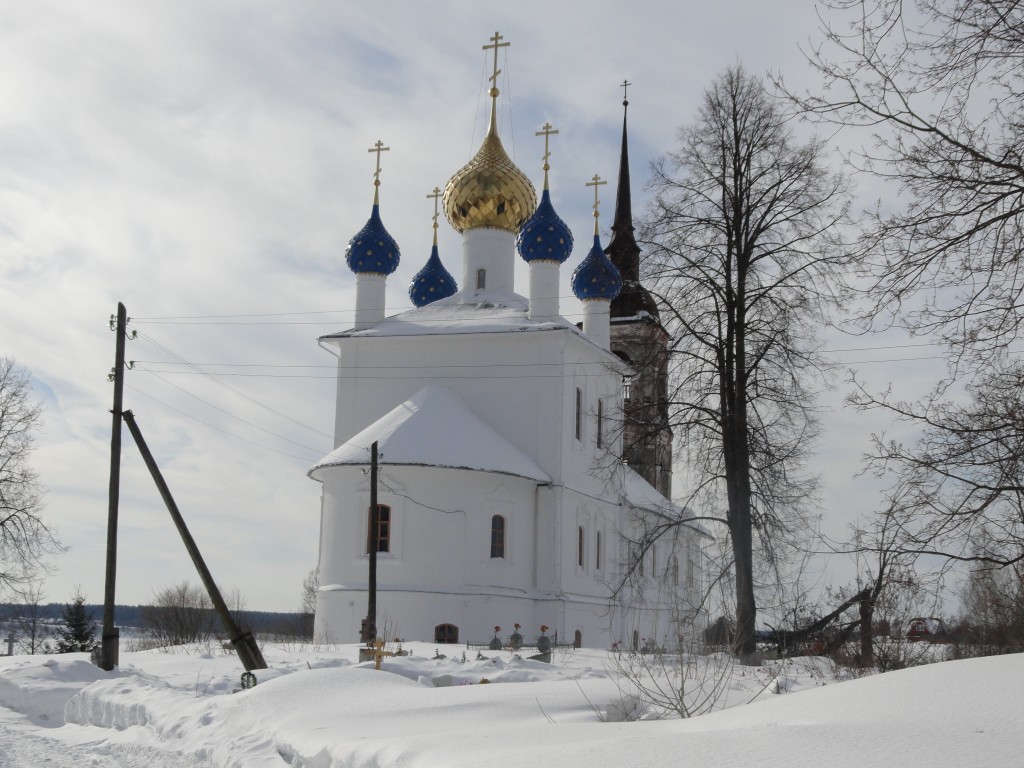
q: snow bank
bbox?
[1,644,1020,768]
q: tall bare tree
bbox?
[642,66,851,655]
[853,363,1024,568]
[0,357,59,597]
[782,0,1024,362]
[780,0,1024,618]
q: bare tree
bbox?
[0,357,59,597]
[852,363,1024,569]
[781,0,1024,362]
[11,583,51,654]
[297,567,318,639]
[142,582,217,647]
[641,65,851,655]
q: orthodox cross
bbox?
[586,173,607,234]
[368,140,390,204]
[426,186,442,243]
[535,122,559,188]
[368,639,395,671]
[621,79,631,106]
[483,31,510,94]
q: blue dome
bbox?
[346,204,400,275]
[572,234,622,301]
[409,244,458,307]
[516,189,574,263]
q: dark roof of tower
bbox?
[605,98,660,321]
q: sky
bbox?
[0,1,950,613]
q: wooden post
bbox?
[362,441,379,644]
[121,409,267,671]
[100,302,127,671]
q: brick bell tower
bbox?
[605,87,673,498]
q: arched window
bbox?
[435,623,458,644]
[574,629,582,649]
[596,530,602,571]
[578,525,585,568]
[490,514,506,559]
[597,398,604,448]
[476,268,486,289]
[366,504,391,553]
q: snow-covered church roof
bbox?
[321,289,577,340]
[309,385,550,483]
[622,466,713,538]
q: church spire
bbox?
[605,83,659,321]
[605,82,640,285]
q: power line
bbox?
[125,385,324,463]
[135,331,335,442]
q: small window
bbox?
[597,399,604,448]
[366,504,391,553]
[596,531,602,571]
[574,629,582,649]
[435,623,459,644]
[578,526,585,568]
[575,388,582,441]
[490,514,506,559]
[476,268,486,289]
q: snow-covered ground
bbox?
[0,642,1018,767]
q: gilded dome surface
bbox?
[444,133,537,234]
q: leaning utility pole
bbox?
[122,410,267,671]
[100,302,128,671]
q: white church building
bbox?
[310,35,706,650]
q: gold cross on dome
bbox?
[426,186,442,228]
[535,122,559,169]
[586,173,607,232]
[426,186,442,242]
[483,31,510,91]
[368,140,390,188]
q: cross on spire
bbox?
[426,186,442,244]
[483,31,510,92]
[621,79,631,106]
[586,173,608,235]
[535,122,559,189]
[368,139,390,204]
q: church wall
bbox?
[315,463,550,643]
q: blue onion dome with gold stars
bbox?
[572,233,622,301]
[410,187,458,306]
[347,139,400,275]
[346,203,400,275]
[409,243,457,306]
[518,190,573,263]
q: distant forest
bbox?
[0,603,304,634]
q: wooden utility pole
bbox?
[100,302,127,671]
[361,441,379,644]
[122,410,267,671]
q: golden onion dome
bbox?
[443,125,537,234]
